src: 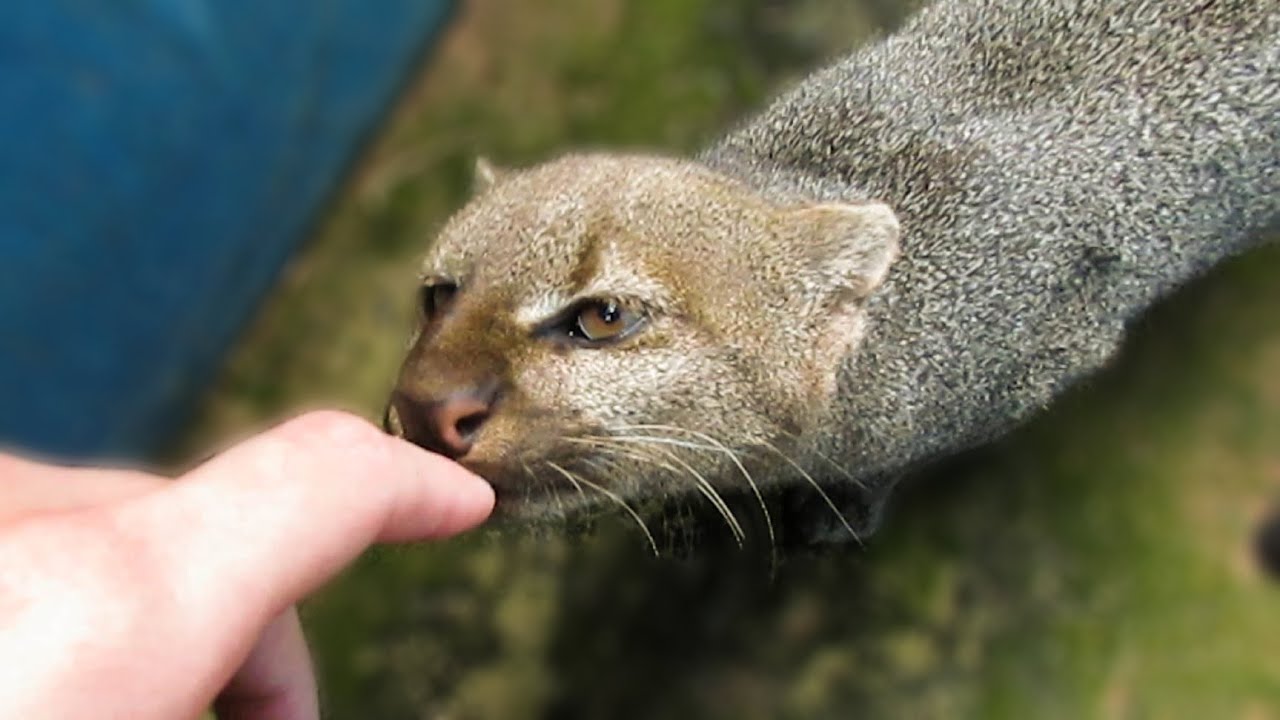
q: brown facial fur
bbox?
[388,154,899,520]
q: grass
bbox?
[181,1,1280,717]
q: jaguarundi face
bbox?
[384,154,899,532]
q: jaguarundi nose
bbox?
[389,386,497,460]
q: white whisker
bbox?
[545,461,659,557]
[620,425,777,568]
[572,435,745,547]
[759,440,862,546]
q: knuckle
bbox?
[271,411,396,475]
[282,410,380,446]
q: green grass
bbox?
[182,1,1280,717]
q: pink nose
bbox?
[388,387,496,460]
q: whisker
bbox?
[582,455,639,494]
[566,437,684,474]
[647,445,746,546]
[613,425,776,565]
[523,460,567,520]
[578,456,619,484]
[545,461,659,557]
[589,435,723,453]
[776,428,866,491]
[759,440,862,546]
[573,435,745,547]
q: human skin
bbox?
[0,411,495,720]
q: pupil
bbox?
[599,303,619,324]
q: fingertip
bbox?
[380,437,495,542]
[254,410,496,540]
[435,458,496,535]
[155,410,497,613]
[271,409,388,450]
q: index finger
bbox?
[113,410,494,635]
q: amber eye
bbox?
[568,300,643,343]
[419,282,457,320]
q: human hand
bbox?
[0,411,495,720]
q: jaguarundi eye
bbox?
[567,299,643,343]
[419,281,458,320]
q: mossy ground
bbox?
[182,1,1280,717]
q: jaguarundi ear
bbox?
[473,156,507,194]
[789,201,901,304]
[779,201,901,397]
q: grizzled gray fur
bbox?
[388,0,1278,544]
[702,0,1279,537]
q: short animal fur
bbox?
[386,0,1279,544]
